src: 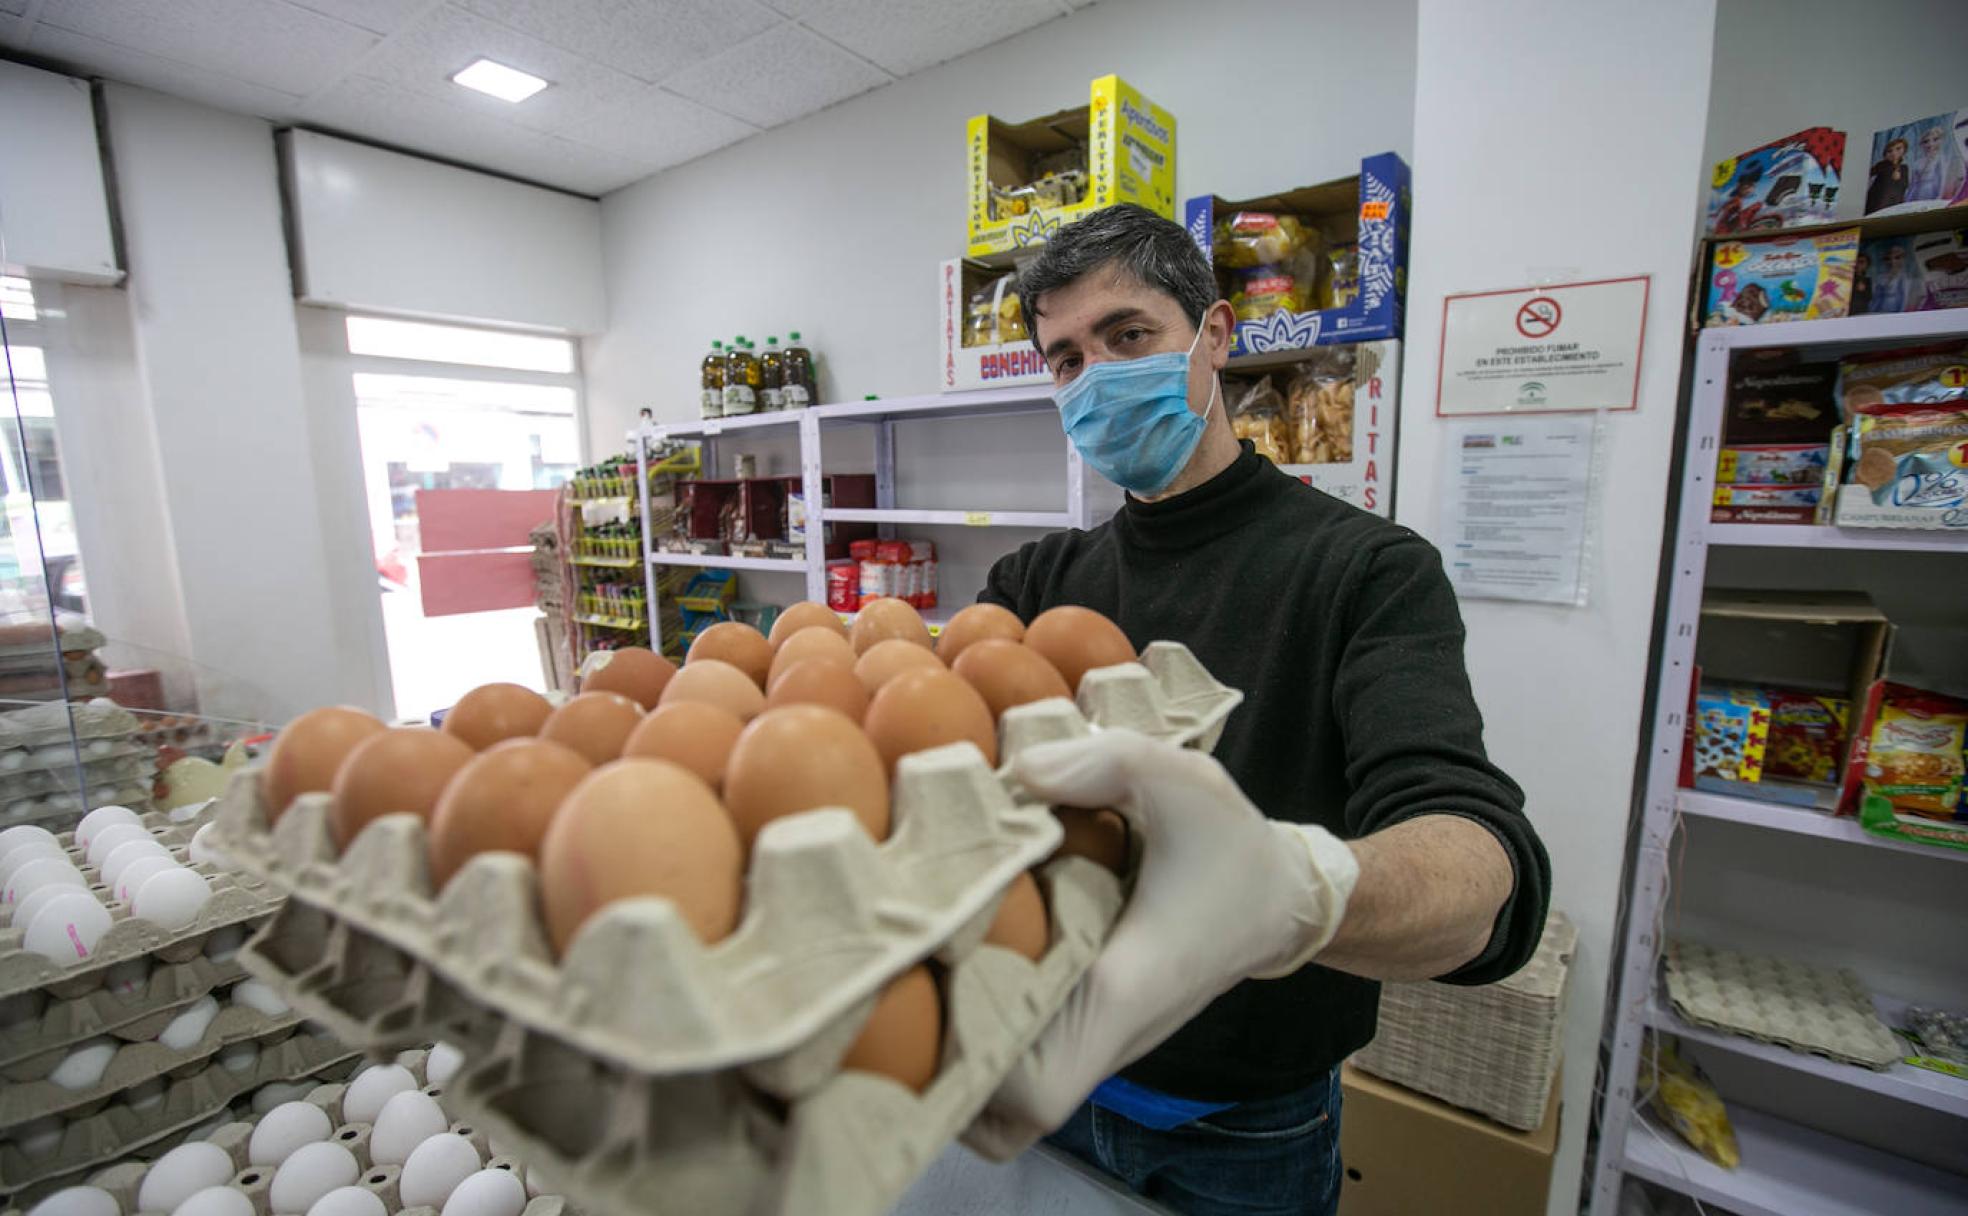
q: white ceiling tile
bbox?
[286,0,441,35]
[458,0,781,85]
[661,21,889,129]
[36,0,380,94]
[348,4,648,133]
[26,24,306,117]
[559,85,756,173]
[773,0,1066,76]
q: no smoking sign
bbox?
[1515,297,1562,338]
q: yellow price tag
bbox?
[964,511,992,527]
[1939,365,1968,390]
[1714,243,1747,269]
[1712,157,1738,189]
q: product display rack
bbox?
[1588,310,1968,1216]
[632,386,1094,653]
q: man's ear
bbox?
[1203,300,1236,371]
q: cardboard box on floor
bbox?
[1339,1064,1560,1216]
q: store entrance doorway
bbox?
[341,317,581,721]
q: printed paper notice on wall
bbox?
[1436,276,1649,415]
[1439,414,1601,606]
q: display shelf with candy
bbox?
[1676,787,1966,863]
[649,552,808,573]
[1710,522,1968,550]
[1697,206,1968,333]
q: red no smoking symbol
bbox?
[1516,297,1562,338]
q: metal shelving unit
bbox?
[631,385,1093,651]
[1588,310,1968,1215]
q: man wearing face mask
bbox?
[968,205,1550,1216]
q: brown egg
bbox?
[839,966,942,1094]
[581,647,677,710]
[427,739,593,888]
[765,658,870,723]
[538,758,744,954]
[264,706,387,822]
[1024,606,1136,692]
[935,603,1025,665]
[854,638,945,695]
[1053,807,1129,873]
[687,622,773,689]
[768,601,850,647]
[768,628,856,690]
[442,683,553,750]
[951,639,1073,719]
[620,701,746,791]
[328,727,475,849]
[539,692,644,767]
[863,668,998,773]
[850,597,932,655]
[983,872,1049,961]
[659,659,765,721]
[723,705,889,848]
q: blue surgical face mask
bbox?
[1054,325,1219,497]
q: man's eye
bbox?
[1116,327,1148,345]
[1055,355,1082,380]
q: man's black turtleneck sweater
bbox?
[981,441,1550,1102]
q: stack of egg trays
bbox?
[0,1049,550,1216]
[1,812,316,1199]
[0,702,155,827]
[1664,938,1904,1069]
[210,642,1240,1216]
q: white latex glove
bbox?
[966,729,1360,1160]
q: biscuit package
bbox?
[1694,685,1772,784]
[1763,690,1851,784]
[1704,228,1858,326]
[1862,686,1968,820]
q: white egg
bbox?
[138,1141,236,1211]
[0,989,45,1030]
[341,1063,416,1124]
[102,955,153,999]
[3,857,85,907]
[425,1041,464,1088]
[31,744,71,766]
[398,1134,482,1209]
[251,1081,314,1116]
[0,823,59,860]
[158,995,221,1051]
[85,822,151,867]
[74,805,143,851]
[15,1114,65,1156]
[0,748,24,771]
[249,1100,333,1166]
[369,1090,448,1166]
[0,841,69,890]
[218,1041,260,1073]
[269,1142,359,1215]
[114,856,180,905]
[127,1077,166,1109]
[133,867,213,931]
[203,922,248,962]
[185,1112,236,1142]
[84,739,115,758]
[170,1187,255,1216]
[304,1188,385,1216]
[188,823,226,867]
[101,839,172,890]
[50,1037,117,1089]
[11,881,83,934]
[439,1168,525,1216]
[231,980,289,1018]
[25,1186,118,1216]
[24,891,113,965]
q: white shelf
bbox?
[1703,308,1968,351]
[649,411,805,440]
[820,508,1071,529]
[1623,1107,1968,1216]
[1647,998,1968,1118]
[649,551,807,573]
[1675,789,1968,864]
[811,385,1055,424]
[1708,523,1968,552]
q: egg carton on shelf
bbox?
[0,702,144,752]
[0,751,150,796]
[445,855,1121,1216]
[0,1000,305,1128]
[3,1048,572,1216]
[0,948,252,1073]
[0,1027,357,1197]
[1664,938,1904,1069]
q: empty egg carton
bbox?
[1664,939,1903,1069]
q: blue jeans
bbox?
[1046,1069,1344,1215]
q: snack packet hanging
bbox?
[1641,1032,1740,1169]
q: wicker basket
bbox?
[1350,910,1575,1131]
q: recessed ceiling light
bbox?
[451,58,548,103]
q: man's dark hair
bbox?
[1018,204,1218,354]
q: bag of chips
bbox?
[1212,211,1317,268]
[1228,375,1290,464]
[1285,349,1357,464]
[1863,686,1968,820]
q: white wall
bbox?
[102,84,367,722]
[1399,4,1718,1213]
[1704,0,1968,221]
[0,60,119,283]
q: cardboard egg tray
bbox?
[1664,939,1903,1069]
[443,855,1122,1216]
[0,1027,357,1197]
[208,642,1234,1082]
[0,951,253,1074]
[0,747,149,788]
[0,815,284,1002]
[0,701,142,751]
[1,1048,573,1216]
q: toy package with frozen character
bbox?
[1705,228,1858,326]
[1856,230,1968,314]
[1708,127,1846,234]
[1863,107,1968,215]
